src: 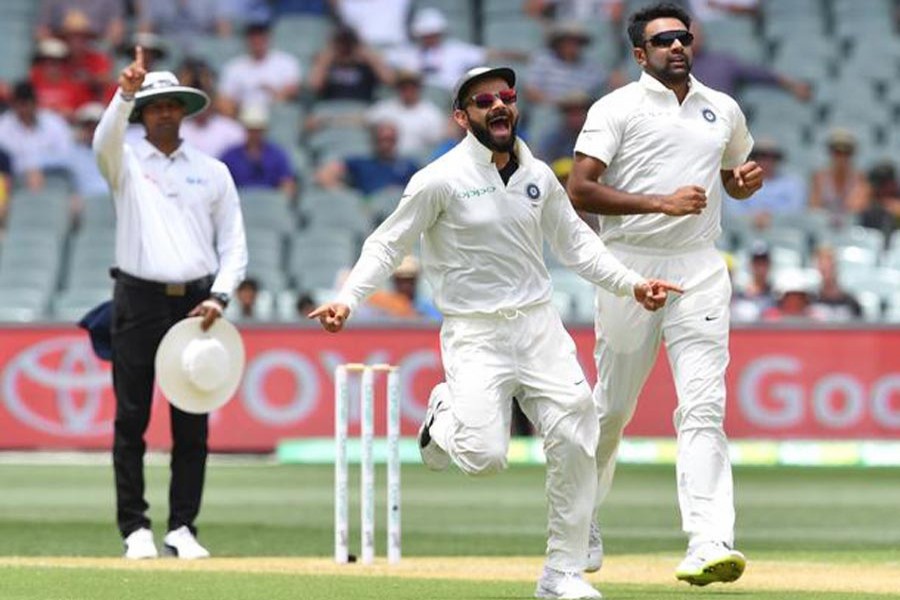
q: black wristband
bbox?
[210,292,229,308]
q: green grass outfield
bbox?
[1,460,899,599]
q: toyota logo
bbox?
[2,337,113,436]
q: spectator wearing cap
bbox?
[859,161,900,243]
[0,81,74,191]
[29,37,94,119]
[732,241,776,320]
[536,91,592,164]
[809,128,871,221]
[69,102,110,224]
[36,0,125,48]
[690,21,811,101]
[334,0,413,49]
[723,137,806,230]
[219,103,297,200]
[762,273,817,322]
[524,22,609,108]
[57,9,114,99]
[218,20,302,118]
[314,120,418,196]
[386,7,525,91]
[307,25,395,103]
[367,69,445,157]
[357,255,440,321]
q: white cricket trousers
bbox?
[592,243,735,550]
[427,301,599,571]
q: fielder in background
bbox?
[566,2,763,586]
[94,47,248,560]
[310,65,681,600]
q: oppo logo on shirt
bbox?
[456,185,496,199]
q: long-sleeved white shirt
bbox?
[337,132,645,317]
[93,91,247,296]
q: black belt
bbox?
[110,268,214,297]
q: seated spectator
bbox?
[733,241,776,320]
[536,91,592,164]
[315,121,418,195]
[858,161,900,245]
[762,278,816,322]
[809,128,871,223]
[220,103,297,199]
[36,0,125,48]
[218,20,302,117]
[178,58,247,158]
[334,0,413,49]
[136,0,234,51]
[307,25,394,103]
[68,102,109,223]
[524,22,609,108]
[367,69,445,157]
[524,0,624,23]
[810,246,862,321]
[58,9,113,101]
[296,291,317,318]
[0,147,11,229]
[689,0,759,20]
[357,255,440,321]
[691,21,811,101]
[0,81,74,191]
[233,278,261,320]
[387,7,524,90]
[724,138,806,229]
[29,38,93,119]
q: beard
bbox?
[469,113,518,153]
[647,54,692,86]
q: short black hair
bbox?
[238,278,259,292]
[12,80,37,102]
[627,2,692,48]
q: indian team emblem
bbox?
[526,183,540,200]
[702,108,717,123]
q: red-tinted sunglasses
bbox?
[468,89,517,109]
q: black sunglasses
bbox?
[468,89,517,109]
[646,30,694,48]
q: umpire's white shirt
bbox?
[337,131,645,316]
[574,72,753,251]
[93,91,247,296]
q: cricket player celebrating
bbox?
[566,2,763,587]
[310,66,681,599]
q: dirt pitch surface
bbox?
[2,555,899,595]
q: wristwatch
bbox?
[209,292,230,308]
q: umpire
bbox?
[93,47,247,559]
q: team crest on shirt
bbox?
[702,108,717,123]
[526,183,540,200]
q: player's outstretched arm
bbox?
[633,279,683,311]
[308,302,351,333]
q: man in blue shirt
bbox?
[220,103,297,199]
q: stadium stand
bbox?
[0,0,898,323]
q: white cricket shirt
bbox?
[336,132,645,316]
[574,72,754,251]
[93,92,248,295]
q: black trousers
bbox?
[111,271,212,538]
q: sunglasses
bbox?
[646,30,694,48]
[468,89,517,109]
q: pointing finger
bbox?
[135,45,144,68]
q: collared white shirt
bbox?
[387,40,486,90]
[574,72,753,250]
[367,97,445,157]
[93,92,247,295]
[0,109,73,174]
[181,113,247,159]
[336,132,644,317]
[219,50,301,109]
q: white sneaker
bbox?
[535,566,602,599]
[417,386,450,471]
[675,541,746,586]
[123,527,158,559]
[163,525,210,559]
[585,521,603,573]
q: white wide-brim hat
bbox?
[155,317,245,415]
[129,71,210,123]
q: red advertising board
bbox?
[1,326,898,450]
